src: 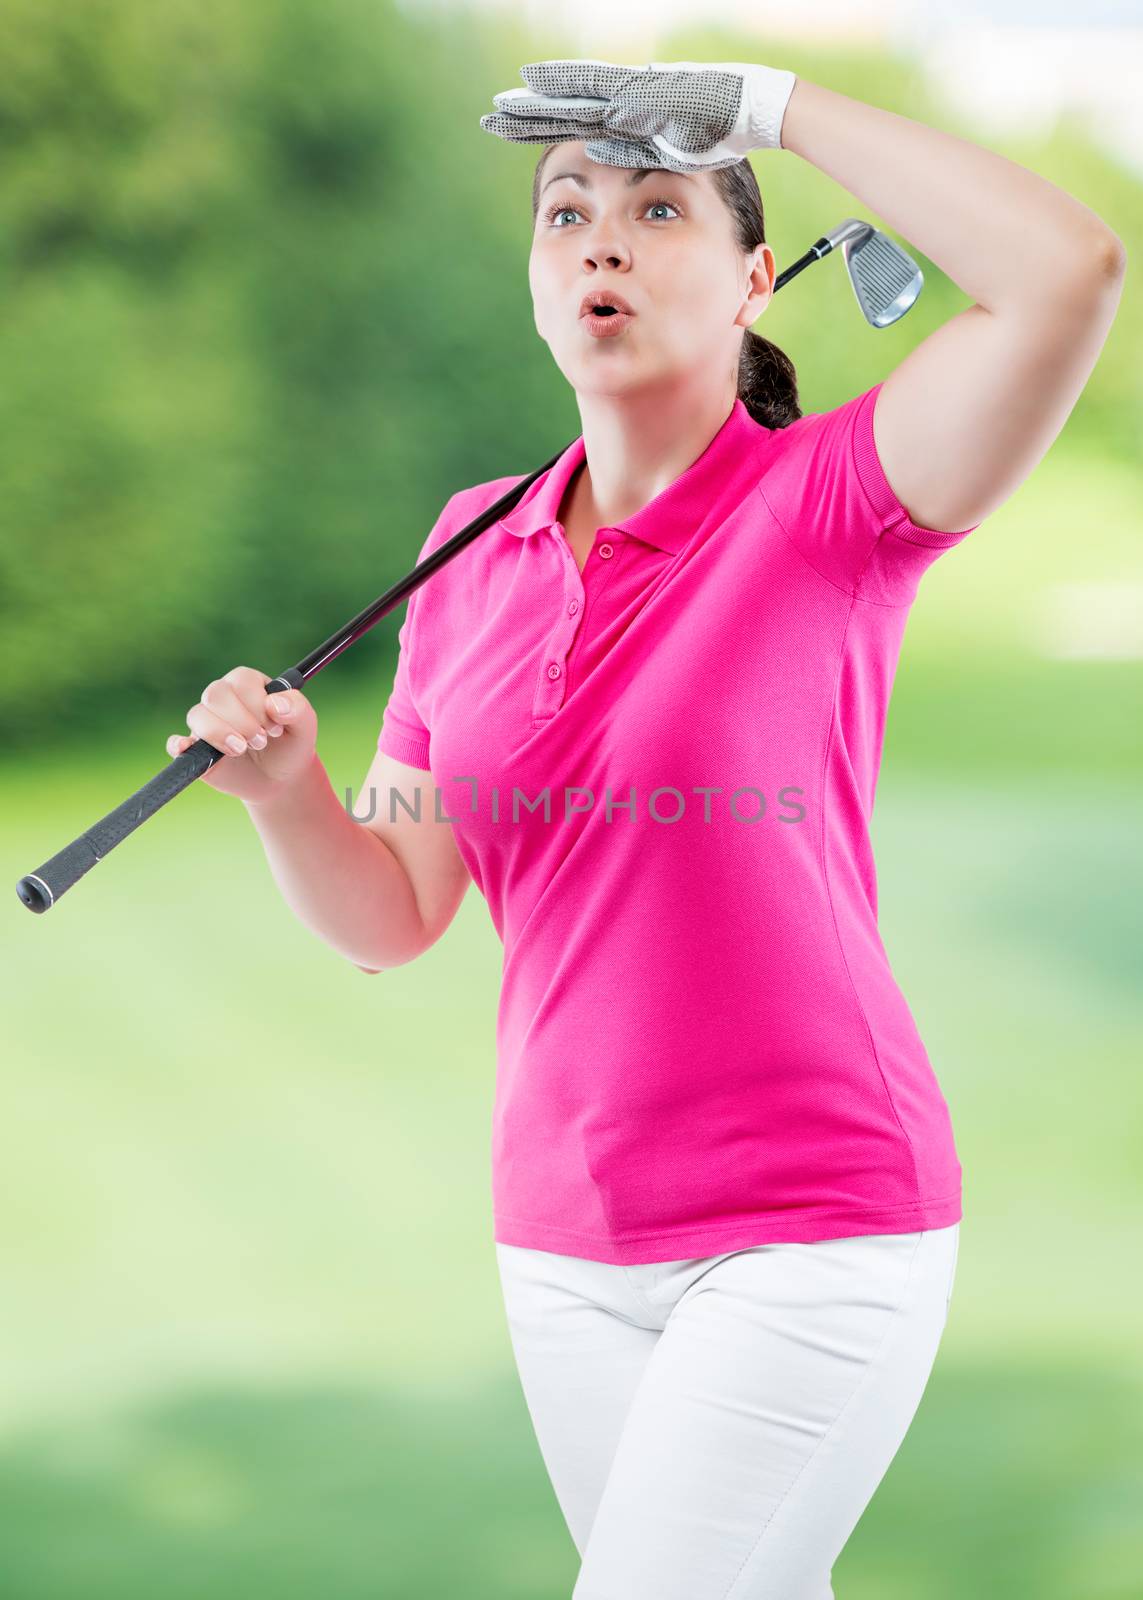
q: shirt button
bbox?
[599,543,614,560]
[547,663,561,680]
[567,599,579,616]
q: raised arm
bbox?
[779,77,1127,534]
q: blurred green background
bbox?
[2,1,1140,1595]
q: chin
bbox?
[571,373,644,399]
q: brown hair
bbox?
[531,146,802,429]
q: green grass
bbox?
[3,678,1141,1596]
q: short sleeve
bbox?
[759,381,982,605]
[375,476,529,769]
[376,495,462,771]
[377,590,432,769]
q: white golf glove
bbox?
[479,58,798,171]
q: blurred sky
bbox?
[404,0,1143,179]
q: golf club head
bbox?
[825,218,924,328]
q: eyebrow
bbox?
[540,167,696,197]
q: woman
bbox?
[467,61,1123,1598]
[171,57,1125,1600]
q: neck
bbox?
[573,381,738,530]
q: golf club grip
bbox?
[16,671,302,914]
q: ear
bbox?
[736,244,775,329]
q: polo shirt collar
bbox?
[498,398,761,556]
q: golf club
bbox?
[16,215,923,915]
[775,217,924,327]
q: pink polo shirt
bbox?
[378,380,977,1265]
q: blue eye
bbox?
[542,196,684,228]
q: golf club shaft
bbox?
[15,448,565,913]
[15,227,811,915]
[774,236,833,292]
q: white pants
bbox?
[496,1222,960,1599]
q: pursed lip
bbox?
[579,290,637,318]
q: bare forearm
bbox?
[243,752,427,970]
[780,77,1126,313]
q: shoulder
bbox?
[759,384,882,516]
[766,385,877,456]
[423,473,533,556]
[755,383,887,597]
[757,381,978,603]
[410,472,530,568]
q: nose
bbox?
[582,240,630,272]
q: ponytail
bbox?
[736,326,801,430]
